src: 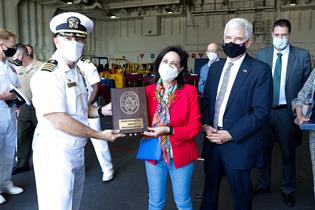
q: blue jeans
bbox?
[145,159,194,210]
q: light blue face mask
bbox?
[273,37,288,51]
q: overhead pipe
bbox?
[65,0,103,9]
[190,6,276,15]
[72,0,82,4]
[281,3,315,9]
[108,0,180,10]
[73,0,94,4]
[82,2,102,9]
[280,0,313,5]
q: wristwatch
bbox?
[168,127,173,135]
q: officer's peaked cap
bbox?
[50,12,94,38]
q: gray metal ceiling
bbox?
[27,0,184,19]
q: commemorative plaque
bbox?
[111,87,148,134]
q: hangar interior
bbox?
[1,0,315,210]
[2,0,315,69]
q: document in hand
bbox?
[5,84,31,108]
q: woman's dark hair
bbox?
[153,45,188,88]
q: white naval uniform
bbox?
[79,62,114,178]
[0,60,19,191]
[30,51,88,210]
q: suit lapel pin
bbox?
[242,69,248,73]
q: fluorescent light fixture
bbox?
[66,1,73,4]
[290,0,296,6]
[107,12,118,19]
[165,8,174,14]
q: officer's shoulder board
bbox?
[80,57,92,63]
[41,59,58,72]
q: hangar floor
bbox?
[2,116,315,210]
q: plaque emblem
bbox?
[120,91,139,115]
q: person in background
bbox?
[200,18,273,210]
[143,45,201,210]
[292,69,315,200]
[0,28,24,205]
[77,58,114,182]
[30,12,124,210]
[198,43,219,96]
[12,44,43,175]
[254,19,311,207]
[194,42,220,200]
[24,44,34,57]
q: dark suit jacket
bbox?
[256,45,311,118]
[201,54,273,169]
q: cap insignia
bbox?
[68,16,80,29]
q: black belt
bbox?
[273,104,287,110]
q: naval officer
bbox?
[30,12,124,210]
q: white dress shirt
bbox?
[217,53,246,127]
[272,45,290,105]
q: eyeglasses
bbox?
[161,59,180,69]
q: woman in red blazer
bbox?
[143,46,201,210]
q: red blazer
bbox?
[145,84,201,168]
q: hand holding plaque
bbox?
[111,87,148,134]
[143,126,170,137]
[96,129,126,142]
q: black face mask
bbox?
[222,41,247,58]
[2,45,17,57]
[13,59,22,66]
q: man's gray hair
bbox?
[224,18,253,40]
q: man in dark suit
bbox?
[254,19,312,207]
[200,18,273,210]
